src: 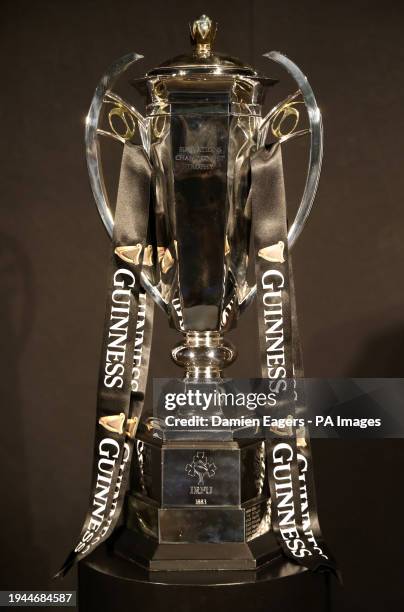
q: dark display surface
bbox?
[79,543,333,612]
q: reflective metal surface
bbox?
[86,17,323,375]
[147,74,268,335]
[171,332,236,380]
[85,16,323,564]
[129,434,271,549]
[146,14,271,79]
[85,52,168,313]
[265,52,323,251]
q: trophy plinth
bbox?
[114,429,276,571]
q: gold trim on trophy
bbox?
[115,244,143,265]
[161,247,175,273]
[258,241,285,263]
[108,105,137,141]
[296,429,308,448]
[143,245,154,267]
[126,417,138,439]
[157,246,165,263]
[99,413,125,435]
[271,101,303,140]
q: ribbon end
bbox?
[53,553,75,579]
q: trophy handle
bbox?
[240,51,323,313]
[85,52,169,313]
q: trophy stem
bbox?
[171,331,236,380]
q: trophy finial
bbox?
[190,15,217,58]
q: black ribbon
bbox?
[56,144,154,577]
[57,140,337,579]
[251,143,338,575]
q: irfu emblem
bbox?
[185,451,217,486]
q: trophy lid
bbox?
[146,15,273,82]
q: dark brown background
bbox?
[1,0,404,609]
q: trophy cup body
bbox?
[85,15,323,572]
[121,34,277,570]
[146,72,268,337]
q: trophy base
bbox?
[126,432,274,570]
[113,526,280,571]
[78,542,336,612]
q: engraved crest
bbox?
[185,451,217,486]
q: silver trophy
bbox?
[85,15,323,570]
